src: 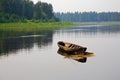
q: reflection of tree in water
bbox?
[0,31,53,56]
[58,25,120,34]
[79,25,120,33]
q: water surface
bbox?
[0,24,120,80]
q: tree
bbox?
[23,0,34,19]
[34,1,43,19]
[0,0,57,23]
[54,12,120,22]
[41,3,54,20]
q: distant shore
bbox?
[75,21,120,25]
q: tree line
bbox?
[0,0,58,23]
[54,12,120,22]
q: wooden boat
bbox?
[57,41,87,52]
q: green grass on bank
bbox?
[0,22,74,30]
[0,22,75,38]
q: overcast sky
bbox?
[32,0,120,12]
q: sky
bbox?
[32,0,120,12]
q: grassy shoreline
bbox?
[0,22,75,38]
[0,22,74,30]
[0,21,120,38]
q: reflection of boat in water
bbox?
[57,48,95,63]
[57,41,87,52]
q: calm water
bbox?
[0,24,120,80]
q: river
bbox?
[0,24,120,80]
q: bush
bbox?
[0,12,25,23]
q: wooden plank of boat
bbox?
[57,41,87,52]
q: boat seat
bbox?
[68,44,73,48]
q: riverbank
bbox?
[0,22,74,38]
[0,21,120,38]
[0,22,74,30]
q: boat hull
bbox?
[57,41,87,52]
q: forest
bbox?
[54,12,120,22]
[0,0,58,23]
[0,0,120,23]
